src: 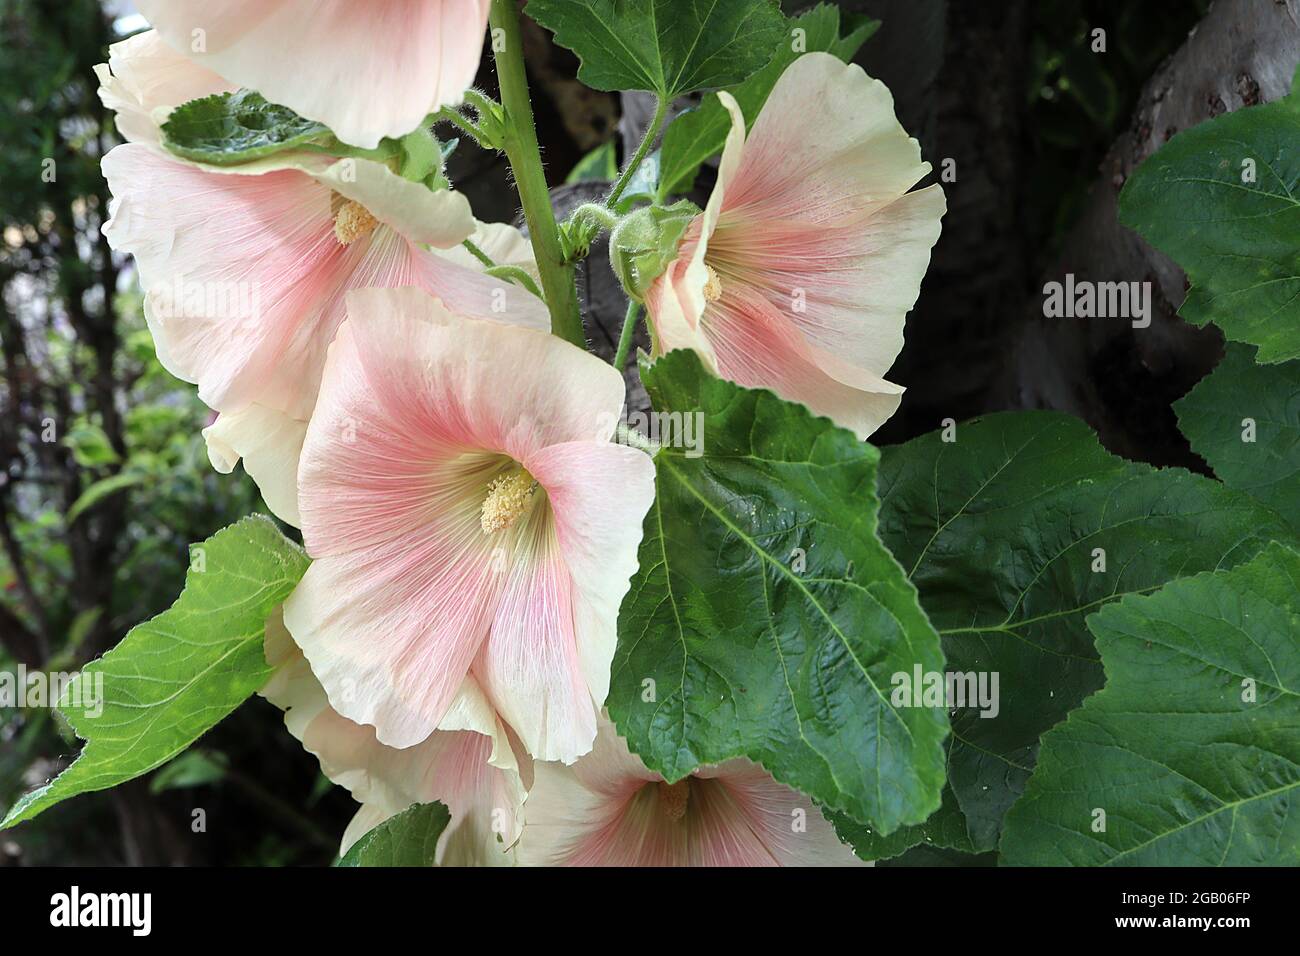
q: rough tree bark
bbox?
[1006,0,1300,466]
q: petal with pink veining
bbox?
[284,289,645,756]
[706,282,903,439]
[517,717,866,866]
[136,0,491,149]
[643,53,945,439]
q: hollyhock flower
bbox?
[200,220,542,527]
[282,288,657,765]
[516,716,866,866]
[644,52,946,439]
[134,0,491,149]
[97,33,547,525]
[261,610,527,865]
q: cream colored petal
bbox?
[203,403,306,527]
[260,615,526,865]
[136,0,491,150]
[95,29,234,145]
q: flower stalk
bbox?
[489,0,585,349]
[608,96,666,206]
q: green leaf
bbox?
[1001,543,1300,866]
[846,411,1292,858]
[525,0,786,99]
[877,844,998,868]
[64,422,119,468]
[566,139,618,183]
[610,350,947,834]
[657,4,878,198]
[66,471,146,525]
[1175,343,1300,534]
[1118,74,1300,363]
[161,89,334,165]
[1,515,308,828]
[336,802,451,867]
[149,749,229,794]
[829,786,975,861]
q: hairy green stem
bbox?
[461,237,497,270]
[616,423,658,457]
[612,300,640,370]
[464,239,544,300]
[608,96,666,206]
[431,107,493,150]
[486,265,545,301]
[571,202,619,232]
[489,0,585,348]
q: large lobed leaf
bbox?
[610,350,948,835]
[841,411,1291,859]
[1001,543,1300,866]
[657,3,877,199]
[1118,68,1300,363]
[525,0,786,99]
[1,515,308,828]
[1175,342,1300,534]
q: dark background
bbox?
[2,0,1292,865]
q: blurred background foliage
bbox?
[0,0,1214,864]
[0,0,351,865]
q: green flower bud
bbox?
[608,200,700,302]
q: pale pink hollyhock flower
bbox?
[516,716,867,866]
[282,288,657,764]
[134,0,491,149]
[645,52,946,439]
[96,33,546,526]
[261,610,528,864]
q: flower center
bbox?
[480,467,537,535]
[333,198,378,245]
[702,263,723,302]
[658,779,690,822]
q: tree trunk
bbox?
[1006,0,1300,466]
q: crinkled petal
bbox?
[203,403,306,526]
[332,287,624,468]
[136,0,491,149]
[95,29,234,145]
[260,612,525,864]
[104,143,349,415]
[104,144,514,422]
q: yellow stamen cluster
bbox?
[702,263,723,302]
[480,469,537,535]
[658,779,690,822]
[333,198,378,245]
